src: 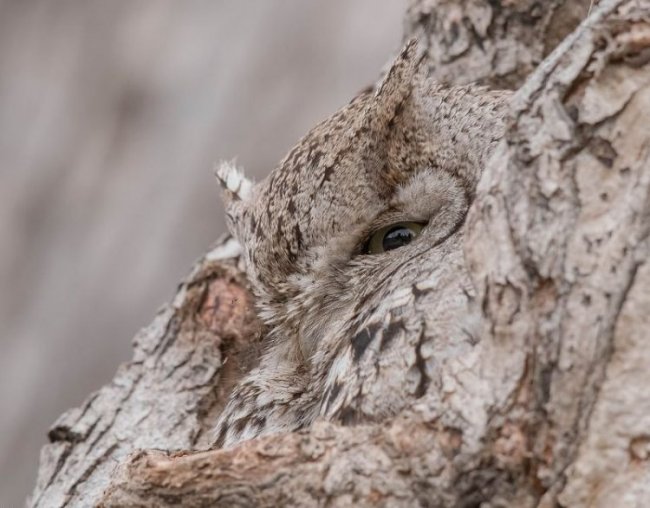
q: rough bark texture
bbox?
[403,0,593,88]
[30,238,262,507]
[31,0,650,506]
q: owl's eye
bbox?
[365,222,425,255]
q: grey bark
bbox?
[403,0,593,88]
[30,0,650,506]
[30,238,263,507]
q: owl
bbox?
[212,41,510,448]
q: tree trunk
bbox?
[30,0,650,506]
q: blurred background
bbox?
[0,1,404,505]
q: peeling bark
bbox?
[465,1,650,502]
[31,0,650,506]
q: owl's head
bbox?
[217,41,509,361]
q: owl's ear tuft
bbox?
[366,39,424,132]
[361,40,425,193]
[215,160,253,238]
[215,160,253,204]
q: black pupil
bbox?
[382,226,415,251]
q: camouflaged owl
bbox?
[213,41,510,447]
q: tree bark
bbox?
[30,0,650,506]
[29,238,263,507]
[403,0,593,88]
